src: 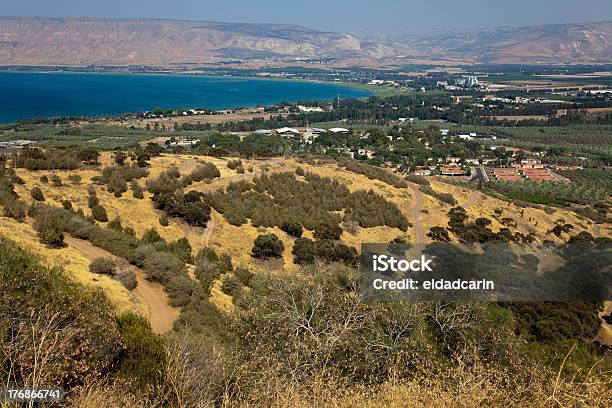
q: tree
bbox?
[292,237,317,265]
[135,151,150,168]
[251,233,284,259]
[108,170,128,197]
[113,151,128,166]
[131,180,144,199]
[142,228,164,245]
[92,204,109,222]
[428,226,450,242]
[314,222,342,241]
[30,186,44,202]
[568,231,594,244]
[34,211,64,246]
[281,220,303,238]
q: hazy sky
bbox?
[3,0,612,33]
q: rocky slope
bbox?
[0,17,610,66]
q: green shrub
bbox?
[405,173,430,186]
[221,275,243,298]
[195,258,220,293]
[33,209,64,246]
[68,174,81,184]
[30,186,44,201]
[281,220,303,238]
[108,217,123,231]
[115,313,166,393]
[131,180,144,199]
[117,270,138,290]
[141,227,164,245]
[168,237,193,264]
[234,267,254,287]
[91,204,109,222]
[314,222,342,240]
[89,257,116,275]
[166,274,198,307]
[0,237,122,392]
[62,200,73,211]
[251,233,284,259]
[50,174,62,187]
[142,250,186,284]
[159,213,169,226]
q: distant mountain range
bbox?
[0,17,610,66]
[362,21,612,64]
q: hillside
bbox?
[1,147,610,406]
[1,151,608,316]
[0,17,610,66]
[361,21,612,64]
[0,17,368,66]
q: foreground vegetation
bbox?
[1,237,610,407]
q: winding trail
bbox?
[462,191,480,210]
[595,301,612,346]
[64,235,179,334]
[407,185,425,251]
[203,211,216,247]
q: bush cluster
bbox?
[419,184,457,205]
[292,237,358,266]
[13,146,99,170]
[338,158,409,188]
[94,164,148,197]
[208,172,408,234]
[147,167,212,227]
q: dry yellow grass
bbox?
[0,216,142,315]
[4,153,609,317]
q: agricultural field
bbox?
[0,123,168,149]
[496,125,612,146]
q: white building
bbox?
[276,127,301,135]
[328,127,349,134]
[298,105,324,113]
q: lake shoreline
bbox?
[0,71,372,124]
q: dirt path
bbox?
[462,191,480,210]
[595,301,612,346]
[407,185,425,250]
[203,211,216,247]
[64,235,180,334]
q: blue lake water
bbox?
[0,72,371,123]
